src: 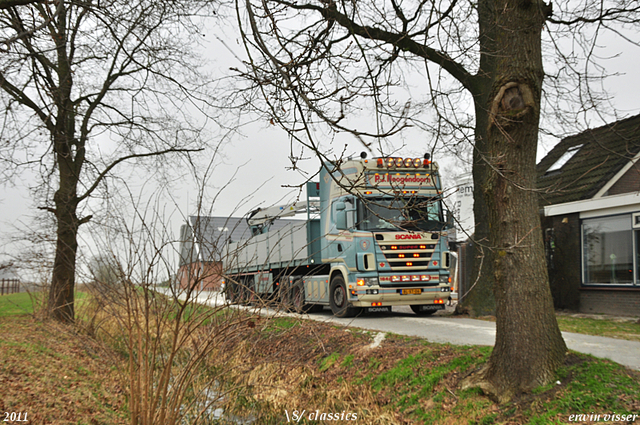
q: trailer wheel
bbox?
[330,275,360,318]
[237,276,251,305]
[410,305,437,316]
[246,276,257,305]
[225,280,239,304]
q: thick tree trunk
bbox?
[463,0,567,401]
[49,195,79,323]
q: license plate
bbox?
[401,288,422,295]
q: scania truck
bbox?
[223,154,453,317]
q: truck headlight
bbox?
[439,275,449,283]
[357,277,379,286]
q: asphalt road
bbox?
[160,289,640,371]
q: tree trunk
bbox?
[47,2,81,324]
[462,0,567,401]
[49,195,79,323]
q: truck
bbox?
[223,153,453,317]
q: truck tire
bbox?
[410,305,437,316]
[277,282,292,311]
[289,282,322,314]
[237,276,250,305]
[246,276,257,305]
[330,275,360,318]
[291,282,307,313]
[226,281,239,304]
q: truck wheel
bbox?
[291,283,306,313]
[410,305,436,316]
[226,281,238,304]
[277,282,292,311]
[289,282,321,314]
[330,275,360,318]
[246,276,257,305]
[238,277,251,305]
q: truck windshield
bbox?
[357,197,444,232]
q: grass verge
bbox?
[556,315,640,342]
[217,314,640,424]
[473,311,640,342]
[0,315,127,424]
[1,292,638,424]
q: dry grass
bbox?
[80,284,263,425]
[214,315,640,425]
[0,315,127,424]
[3,291,639,425]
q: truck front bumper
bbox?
[346,285,451,307]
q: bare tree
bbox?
[232,0,639,401]
[0,0,220,322]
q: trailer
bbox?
[224,154,453,317]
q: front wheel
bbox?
[329,275,360,318]
[410,305,437,316]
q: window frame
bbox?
[581,212,639,287]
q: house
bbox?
[537,114,640,316]
[177,215,300,291]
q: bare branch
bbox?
[77,147,205,202]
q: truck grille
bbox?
[376,234,437,271]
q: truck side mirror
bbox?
[335,202,348,230]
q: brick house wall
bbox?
[606,161,640,196]
[178,261,223,291]
[580,288,640,316]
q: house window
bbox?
[582,214,636,285]
[546,144,583,174]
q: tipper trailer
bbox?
[223,154,453,317]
